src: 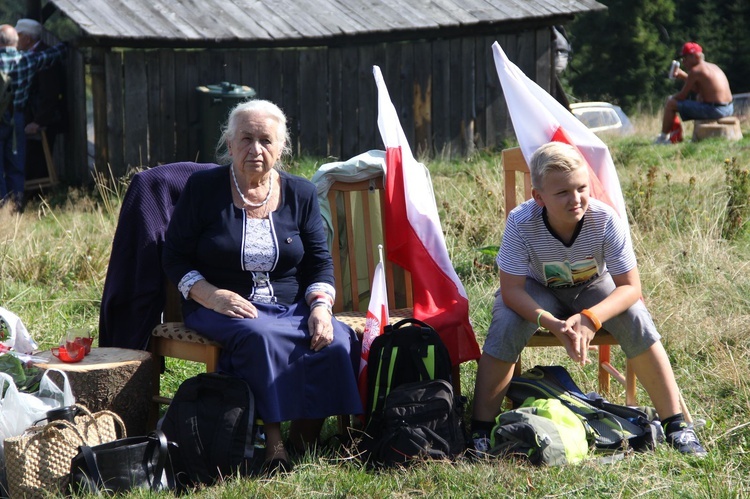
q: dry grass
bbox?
[2,111,750,496]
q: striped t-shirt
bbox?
[497,198,636,288]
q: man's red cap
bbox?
[681,42,702,56]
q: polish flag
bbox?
[492,42,628,225]
[358,260,389,410]
[373,66,480,366]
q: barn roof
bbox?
[50,0,605,48]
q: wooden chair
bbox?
[502,147,636,405]
[148,282,221,428]
[24,129,59,191]
[149,174,464,430]
[325,176,462,397]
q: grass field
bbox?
[1,113,749,497]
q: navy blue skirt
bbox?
[184,301,363,423]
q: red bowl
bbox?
[51,345,85,363]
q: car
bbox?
[569,101,635,136]
[733,92,750,121]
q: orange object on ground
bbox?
[669,115,683,143]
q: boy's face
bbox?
[532,165,590,231]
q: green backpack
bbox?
[490,397,590,466]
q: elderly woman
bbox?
[163,99,362,474]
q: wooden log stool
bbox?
[34,347,155,436]
[692,116,743,142]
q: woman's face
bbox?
[228,110,283,174]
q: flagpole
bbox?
[378,244,384,266]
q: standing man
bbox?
[655,42,733,144]
[0,24,65,210]
[15,19,66,187]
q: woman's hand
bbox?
[187,280,257,318]
[206,289,258,318]
[308,306,334,351]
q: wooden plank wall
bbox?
[85,28,552,179]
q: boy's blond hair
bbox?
[529,142,586,190]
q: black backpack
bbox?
[159,373,256,486]
[361,318,467,465]
[368,379,467,465]
[365,318,453,419]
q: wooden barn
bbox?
[29,0,605,182]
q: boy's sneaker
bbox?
[468,432,491,459]
[666,423,707,457]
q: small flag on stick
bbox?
[358,245,389,414]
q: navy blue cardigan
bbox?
[162,166,335,316]
[98,162,217,349]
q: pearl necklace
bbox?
[231,166,273,208]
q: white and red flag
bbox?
[491,42,628,225]
[372,66,480,366]
[358,252,389,411]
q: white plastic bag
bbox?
[0,369,75,447]
[0,307,38,354]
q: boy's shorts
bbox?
[482,272,661,363]
[677,99,733,121]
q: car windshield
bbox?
[572,108,621,130]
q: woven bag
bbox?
[4,405,126,499]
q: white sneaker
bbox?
[654,134,671,145]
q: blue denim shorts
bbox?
[678,99,734,120]
[482,273,661,363]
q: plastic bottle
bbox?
[668,60,680,79]
[253,419,266,450]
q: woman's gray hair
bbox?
[215,99,292,166]
[529,142,586,190]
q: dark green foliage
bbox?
[566,0,750,110]
[0,0,79,42]
[567,0,677,111]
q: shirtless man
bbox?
[655,42,733,144]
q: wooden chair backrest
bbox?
[502,147,533,216]
[326,176,413,314]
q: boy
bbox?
[471,142,705,456]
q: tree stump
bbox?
[692,116,743,141]
[34,347,154,437]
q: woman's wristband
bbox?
[580,308,602,331]
[536,310,548,330]
[310,298,333,316]
[307,293,333,306]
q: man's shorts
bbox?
[482,272,661,363]
[677,99,734,121]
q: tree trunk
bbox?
[34,347,154,437]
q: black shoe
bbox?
[261,458,293,477]
[666,423,707,457]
